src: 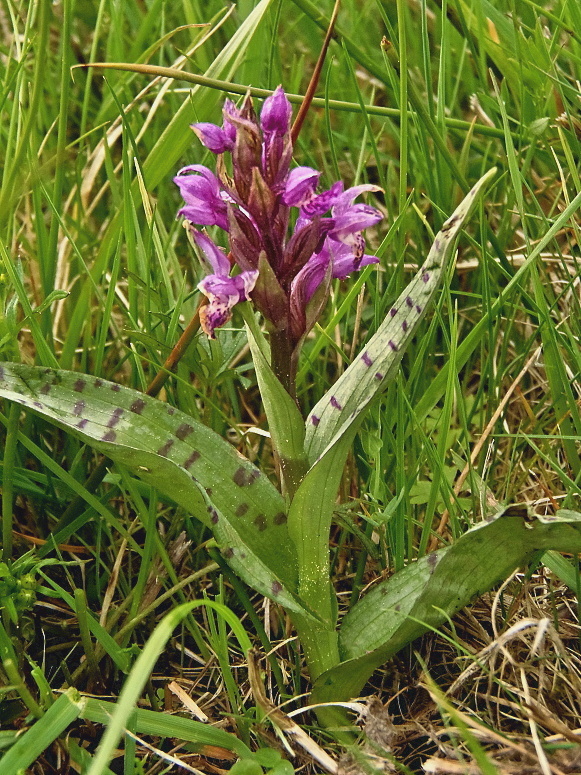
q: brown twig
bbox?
[291,0,341,144]
[145,304,201,396]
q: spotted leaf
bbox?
[0,364,298,594]
[305,168,497,463]
[312,508,581,704]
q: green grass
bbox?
[1,0,581,772]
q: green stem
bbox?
[0,620,43,718]
[269,328,297,399]
[2,403,20,561]
[292,613,339,683]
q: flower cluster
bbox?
[174,87,382,344]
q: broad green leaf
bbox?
[287,425,359,624]
[194,485,320,621]
[305,168,497,464]
[0,365,298,601]
[312,508,581,703]
[243,307,308,497]
[0,688,84,774]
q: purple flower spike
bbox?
[291,252,330,303]
[301,181,344,218]
[174,86,384,343]
[261,86,292,135]
[222,99,242,137]
[191,122,235,154]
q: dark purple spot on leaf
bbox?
[362,352,373,367]
[175,423,193,440]
[110,383,120,392]
[74,379,86,392]
[271,581,283,596]
[206,487,212,496]
[415,305,422,314]
[77,419,88,429]
[253,514,267,531]
[222,548,234,559]
[102,430,116,442]
[73,400,85,416]
[94,379,103,388]
[40,383,51,395]
[235,503,249,517]
[183,451,200,469]
[375,372,383,380]
[390,307,397,317]
[167,406,175,415]
[107,408,124,428]
[233,467,258,487]
[33,401,43,409]
[209,508,219,524]
[233,467,246,486]
[402,320,408,332]
[394,604,401,611]
[388,340,398,352]
[158,439,174,457]
[422,272,430,283]
[311,415,320,426]
[427,552,438,573]
[406,296,413,308]
[330,396,342,410]
[0,366,5,380]
[273,512,287,525]
[130,398,146,414]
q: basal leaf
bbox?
[312,508,581,703]
[305,168,497,464]
[0,364,298,595]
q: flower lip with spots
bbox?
[174,86,383,342]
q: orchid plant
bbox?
[2,87,581,747]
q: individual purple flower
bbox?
[282,167,321,207]
[319,239,379,280]
[330,204,383,250]
[175,87,383,349]
[173,165,229,230]
[191,123,235,154]
[190,229,258,338]
[260,85,292,135]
